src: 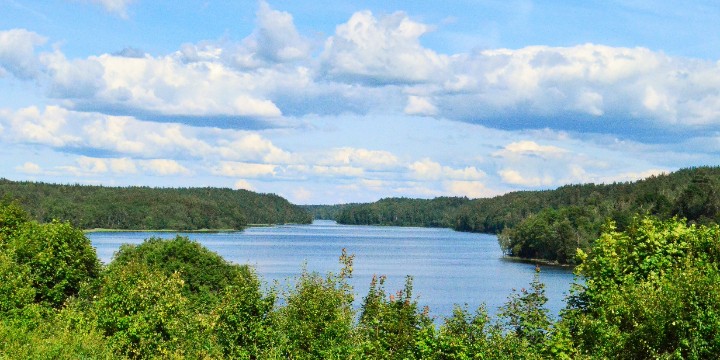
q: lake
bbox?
[87,220,577,321]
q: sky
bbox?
[1,1,720,204]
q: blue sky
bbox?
[1,0,720,204]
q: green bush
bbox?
[8,221,101,309]
[564,217,720,358]
[109,235,253,311]
[92,260,199,358]
[357,275,434,359]
[211,272,276,359]
[274,250,356,359]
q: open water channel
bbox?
[88,220,577,321]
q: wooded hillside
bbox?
[324,166,720,264]
[0,179,312,230]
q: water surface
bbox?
[88,220,577,321]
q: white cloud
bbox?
[440,44,720,130]
[409,158,485,181]
[495,140,567,157]
[311,165,364,178]
[82,54,283,117]
[233,179,255,191]
[217,133,294,164]
[109,157,137,174]
[0,29,46,79]
[139,159,191,176]
[499,168,554,187]
[445,181,494,199]
[321,147,399,170]
[0,106,295,164]
[212,162,277,178]
[404,96,438,116]
[2,106,81,147]
[16,162,42,174]
[250,1,311,64]
[41,50,105,98]
[321,11,448,84]
[77,156,109,173]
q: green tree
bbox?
[564,217,720,358]
[110,236,253,311]
[275,249,356,359]
[92,260,200,358]
[357,275,433,359]
[8,220,100,309]
[211,272,276,359]
[498,270,551,347]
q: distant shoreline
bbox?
[501,255,576,269]
[82,223,287,233]
[83,228,241,233]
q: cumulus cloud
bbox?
[439,44,720,134]
[16,162,42,174]
[139,159,191,176]
[409,158,485,181]
[75,54,283,118]
[41,50,105,98]
[180,1,310,69]
[320,147,399,170]
[250,1,311,64]
[499,168,555,187]
[77,156,109,173]
[445,180,494,199]
[109,157,138,173]
[212,162,277,178]
[233,179,255,191]
[321,11,448,85]
[311,165,364,178]
[217,133,294,164]
[1,106,81,147]
[0,29,46,79]
[0,106,294,163]
[404,96,438,116]
[494,140,567,158]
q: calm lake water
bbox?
[87,220,577,321]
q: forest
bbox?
[321,166,720,264]
[0,179,312,230]
[2,201,720,358]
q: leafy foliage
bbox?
[562,217,720,358]
[274,249,357,359]
[357,275,434,359]
[4,200,720,359]
[109,235,253,310]
[4,212,100,309]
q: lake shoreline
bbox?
[501,255,576,269]
[82,223,296,233]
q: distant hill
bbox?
[325,166,720,264]
[302,204,356,221]
[0,179,312,231]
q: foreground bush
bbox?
[562,217,720,358]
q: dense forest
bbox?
[3,201,720,358]
[0,179,312,231]
[320,166,720,264]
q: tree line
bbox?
[0,179,312,230]
[316,166,720,264]
[3,201,720,358]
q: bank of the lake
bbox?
[88,220,576,321]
